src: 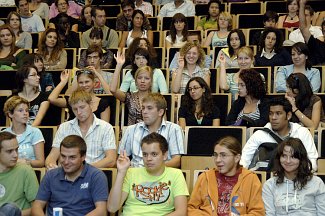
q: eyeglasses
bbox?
[187,86,202,92]
[76,70,92,76]
[212,152,234,159]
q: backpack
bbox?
[248,128,283,171]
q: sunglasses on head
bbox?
[76,70,92,76]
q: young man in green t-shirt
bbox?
[108,132,189,215]
[0,131,39,216]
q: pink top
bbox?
[49,1,82,19]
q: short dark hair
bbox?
[141,132,168,153]
[91,6,105,18]
[0,131,16,151]
[258,27,284,54]
[86,44,103,58]
[291,42,312,70]
[121,0,135,9]
[60,135,87,157]
[55,0,68,7]
[263,10,279,23]
[268,97,292,114]
[274,137,313,190]
[305,5,314,16]
[206,0,221,20]
[14,0,25,7]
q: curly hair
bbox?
[239,69,266,100]
[130,9,145,31]
[169,13,188,44]
[125,37,157,67]
[274,137,313,190]
[182,77,214,119]
[291,42,312,70]
[38,28,64,63]
[258,27,284,54]
[227,29,246,57]
[179,41,206,68]
[0,25,17,55]
[286,73,313,115]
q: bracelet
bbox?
[293,109,298,113]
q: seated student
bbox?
[241,97,318,171]
[169,31,213,70]
[178,77,220,130]
[277,0,300,29]
[49,0,82,20]
[196,0,221,31]
[225,69,268,127]
[299,0,325,65]
[32,135,108,216]
[285,73,325,129]
[219,46,254,102]
[263,137,325,215]
[255,27,292,67]
[54,13,80,48]
[288,5,323,44]
[214,29,246,68]
[172,41,210,94]
[108,132,189,215]
[165,13,189,49]
[16,0,45,33]
[78,27,114,69]
[48,70,111,123]
[0,131,39,216]
[275,42,321,93]
[251,10,279,46]
[188,136,265,215]
[118,93,184,168]
[3,96,45,168]
[45,89,116,169]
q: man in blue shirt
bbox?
[32,135,108,216]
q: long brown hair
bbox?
[38,28,64,63]
[0,25,17,55]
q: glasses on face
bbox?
[187,86,202,92]
[76,70,92,76]
[212,152,234,159]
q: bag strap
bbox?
[262,128,283,144]
[106,28,111,42]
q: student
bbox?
[263,137,325,215]
[32,135,108,215]
[0,131,39,216]
[241,97,318,171]
[45,89,116,169]
[118,93,184,168]
[108,132,189,215]
[188,136,265,215]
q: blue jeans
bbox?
[0,203,22,216]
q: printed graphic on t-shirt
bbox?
[0,184,5,198]
[132,181,171,204]
[276,192,303,211]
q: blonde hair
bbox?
[237,46,254,60]
[69,89,92,106]
[179,41,206,68]
[3,96,29,118]
[218,12,232,30]
[135,66,153,81]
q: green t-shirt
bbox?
[122,167,189,215]
[0,163,39,210]
[198,17,218,30]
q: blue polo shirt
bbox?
[36,163,108,215]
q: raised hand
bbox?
[285,93,297,110]
[60,69,70,83]
[219,52,226,65]
[117,150,130,173]
[114,50,126,66]
[178,55,185,69]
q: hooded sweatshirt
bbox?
[262,175,325,215]
[188,168,265,216]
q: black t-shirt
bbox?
[307,36,325,65]
[49,15,79,28]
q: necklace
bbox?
[288,14,296,20]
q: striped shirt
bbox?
[52,115,116,163]
[236,100,261,121]
[118,120,184,167]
